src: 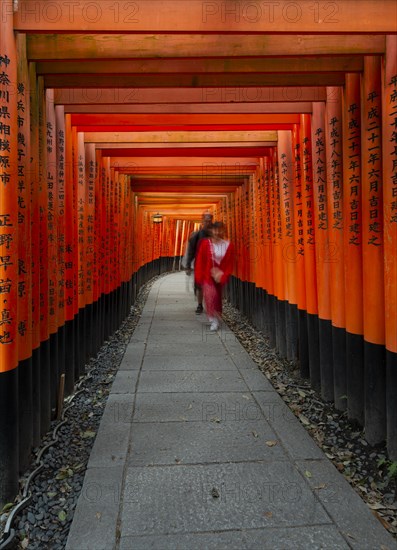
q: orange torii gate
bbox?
[0,0,397,510]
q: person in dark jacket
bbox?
[185,212,213,314]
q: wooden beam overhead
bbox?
[26,34,385,60]
[84,130,277,143]
[54,87,327,104]
[14,1,397,33]
[95,142,277,149]
[72,114,299,125]
[36,57,363,75]
[63,103,314,114]
[42,73,347,88]
[100,147,273,157]
[109,157,260,167]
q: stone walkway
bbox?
[66,272,397,550]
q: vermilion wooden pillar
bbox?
[325,86,346,411]
[362,55,386,444]
[273,148,287,357]
[311,103,333,401]
[263,157,274,344]
[46,89,60,415]
[292,124,309,377]
[343,73,364,425]
[55,105,68,392]
[16,33,33,472]
[300,114,320,391]
[38,76,51,429]
[64,114,76,388]
[29,62,41,445]
[85,142,96,358]
[0,3,19,504]
[382,35,397,459]
[277,131,298,361]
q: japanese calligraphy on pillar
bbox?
[77,143,85,302]
[346,95,361,246]
[302,134,314,248]
[387,74,397,225]
[56,109,65,315]
[46,93,58,332]
[294,136,304,256]
[328,113,343,231]
[365,85,383,246]
[313,125,328,231]
[0,32,18,366]
[86,147,95,301]
[16,33,32,360]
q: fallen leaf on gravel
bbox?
[1,503,14,513]
[305,470,312,478]
[82,430,96,439]
[314,483,327,490]
[368,502,387,510]
[252,431,259,438]
[58,510,67,522]
[372,510,392,531]
[21,538,29,549]
[346,533,356,540]
[242,394,250,400]
[96,512,102,519]
[187,404,193,410]
[211,417,221,423]
[298,414,310,426]
[266,440,277,447]
[263,511,273,518]
[211,488,220,498]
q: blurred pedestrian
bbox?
[194,222,234,331]
[184,212,213,314]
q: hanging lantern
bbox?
[152,212,163,224]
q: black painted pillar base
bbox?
[386,350,397,460]
[49,331,59,418]
[86,303,93,363]
[298,309,309,378]
[0,368,19,507]
[74,313,82,381]
[319,318,334,402]
[276,300,287,358]
[64,319,75,397]
[307,313,321,392]
[18,357,33,473]
[332,325,347,411]
[39,338,51,437]
[267,294,277,349]
[78,308,86,376]
[286,303,298,362]
[58,323,66,381]
[364,341,386,445]
[346,332,364,426]
[31,346,41,446]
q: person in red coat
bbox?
[194,222,234,331]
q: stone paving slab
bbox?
[120,462,331,536]
[127,419,286,466]
[295,459,397,550]
[65,466,123,550]
[137,369,248,393]
[253,391,326,460]
[141,354,237,371]
[144,342,229,356]
[119,524,350,550]
[132,391,265,423]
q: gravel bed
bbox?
[0,276,159,550]
[222,302,397,541]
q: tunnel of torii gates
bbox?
[0,0,396,504]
